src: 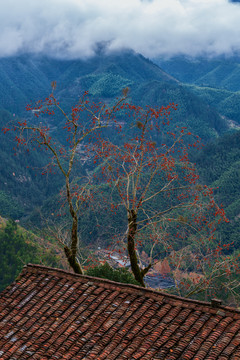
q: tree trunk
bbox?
[64,177,84,275]
[127,209,145,286]
[64,245,83,274]
[64,216,83,274]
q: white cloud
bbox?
[0,0,240,58]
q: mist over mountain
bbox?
[1,0,240,59]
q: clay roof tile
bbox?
[0,264,240,359]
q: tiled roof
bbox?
[0,264,240,359]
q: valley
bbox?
[0,51,239,305]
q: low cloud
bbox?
[1,0,240,59]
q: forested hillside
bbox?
[0,51,232,223]
[156,56,240,127]
[26,130,239,253]
[0,52,228,139]
[0,52,239,302]
[156,56,240,91]
[0,218,67,292]
[191,131,240,249]
[0,109,64,220]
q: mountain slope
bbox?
[0,51,228,140]
[156,56,240,127]
[191,131,240,247]
[0,109,64,220]
[184,84,240,126]
[0,51,234,222]
[155,56,240,91]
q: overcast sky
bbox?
[0,0,240,59]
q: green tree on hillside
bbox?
[0,220,58,292]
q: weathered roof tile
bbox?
[0,264,240,359]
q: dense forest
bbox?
[0,52,239,305]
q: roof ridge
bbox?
[22,263,240,315]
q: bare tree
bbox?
[13,84,128,274]
[94,102,229,287]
